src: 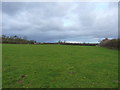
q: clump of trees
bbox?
[99,38,120,50]
[58,40,66,44]
[0,35,36,44]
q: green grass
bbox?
[0,44,2,89]
[2,44,118,88]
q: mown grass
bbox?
[2,44,118,88]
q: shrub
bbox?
[99,38,120,50]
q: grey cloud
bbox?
[2,2,118,42]
[2,2,25,15]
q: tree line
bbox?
[0,35,36,44]
[0,35,119,50]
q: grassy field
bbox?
[2,44,118,88]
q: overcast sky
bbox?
[2,2,118,43]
